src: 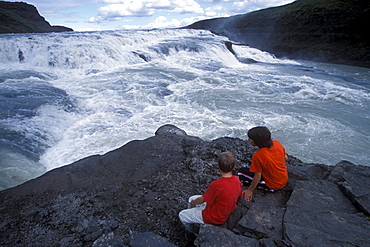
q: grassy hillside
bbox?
[186,0,370,68]
[0,1,73,33]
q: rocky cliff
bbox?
[0,1,73,33]
[185,0,370,68]
[0,125,369,246]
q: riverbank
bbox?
[0,124,369,246]
[185,0,370,68]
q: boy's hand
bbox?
[243,189,253,201]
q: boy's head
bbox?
[218,152,236,173]
[248,126,273,148]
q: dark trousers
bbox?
[237,167,274,192]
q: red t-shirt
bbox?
[250,140,288,190]
[202,176,242,225]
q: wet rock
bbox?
[155,124,187,136]
[328,160,370,216]
[284,179,370,246]
[92,232,124,247]
[130,232,176,247]
[0,124,369,247]
[195,224,258,246]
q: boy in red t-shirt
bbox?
[179,152,242,232]
[238,126,288,201]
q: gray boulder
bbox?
[328,160,370,215]
[195,224,258,247]
[130,232,176,247]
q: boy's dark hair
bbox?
[248,126,273,148]
[218,152,236,173]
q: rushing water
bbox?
[0,29,369,190]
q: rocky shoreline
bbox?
[0,124,369,246]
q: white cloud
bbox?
[122,15,189,29]
[144,16,181,28]
[16,0,296,31]
[96,0,204,21]
[121,13,216,30]
[231,0,294,14]
[167,0,203,14]
[204,5,226,17]
[98,3,155,18]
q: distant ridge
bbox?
[0,1,73,34]
[185,0,370,68]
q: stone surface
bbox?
[284,179,370,246]
[195,224,258,247]
[328,160,370,215]
[130,232,176,247]
[0,124,369,247]
[92,232,125,247]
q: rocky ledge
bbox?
[0,124,369,246]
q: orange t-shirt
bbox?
[249,140,288,190]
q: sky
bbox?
[7,0,296,31]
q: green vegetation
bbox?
[0,1,72,34]
[186,0,370,68]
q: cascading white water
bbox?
[0,29,369,190]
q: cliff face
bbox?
[185,0,370,68]
[0,1,73,33]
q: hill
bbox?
[0,1,73,33]
[185,0,370,68]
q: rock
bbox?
[195,224,258,247]
[0,124,369,247]
[328,160,370,216]
[238,194,287,240]
[284,179,370,246]
[92,232,125,247]
[155,124,187,136]
[220,197,250,231]
[130,232,176,247]
[0,1,73,33]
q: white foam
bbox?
[232,44,300,64]
[0,29,369,191]
[0,148,45,190]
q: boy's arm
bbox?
[190,196,204,207]
[243,172,262,201]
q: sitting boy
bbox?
[238,126,288,201]
[179,152,242,233]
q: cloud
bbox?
[96,0,204,21]
[231,0,294,14]
[21,0,295,30]
[21,0,92,17]
[204,5,227,17]
[99,3,155,18]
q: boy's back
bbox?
[202,176,242,225]
[179,152,242,233]
[250,140,288,190]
